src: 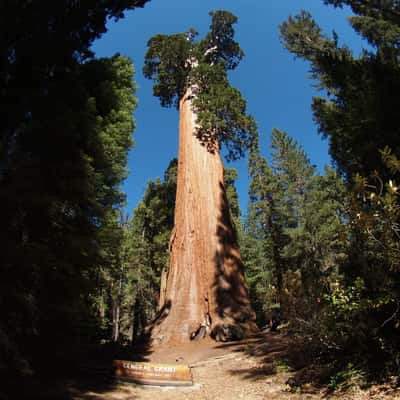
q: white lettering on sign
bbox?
[121,363,176,374]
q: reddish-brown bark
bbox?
[151,88,257,344]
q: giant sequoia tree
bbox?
[143,10,258,343]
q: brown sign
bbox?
[113,360,193,386]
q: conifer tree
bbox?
[270,129,316,275]
[246,129,348,324]
[144,10,257,343]
[0,54,137,373]
[102,159,178,343]
[280,0,400,370]
[0,0,148,374]
[280,3,400,178]
[246,135,284,323]
[106,160,249,343]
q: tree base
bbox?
[148,304,258,345]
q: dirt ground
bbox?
[63,332,400,400]
[4,332,398,400]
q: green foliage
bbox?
[245,130,348,328]
[323,1,400,32]
[0,0,148,172]
[224,168,240,220]
[143,10,257,161]
[0,0,148,375]
[137,162,177,277]
[122,159,177,340]
[200,11,244,69]
[245,136,282,325]
[82,55,137,206]
[279,1,400,379]
[337,153,400,366]
[280,5,400,178]
[193,79,257,161]
[143,33,193,108]
[328,362,366,391]
[0,53,137,375]
[101,159,244,343]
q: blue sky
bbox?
[92,0,365,216]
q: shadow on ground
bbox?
[214,331,338,398]
[214,331,290,381]
[0,333,155,400]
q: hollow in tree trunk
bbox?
[151,88,257,345]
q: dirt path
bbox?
[7,333,398,399]
[68,333,306,400]
[65,333,400,400]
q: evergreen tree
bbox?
[280,1,400,372]
[272,130,348,324]
[0,54,137,374]
[143,10,257,343]
[246,135,284,325]
[101,159,178,343]
[280,3,400,179]
[143,11,256,161]
[0,0,148,375]
[246,129,348,326]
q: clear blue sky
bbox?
[92,0,364,216]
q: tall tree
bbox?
[106,161,247,344]
[0,53,137,374]
[246,134,284,324]
[280,3,400,179]
[0,1,148,374]
[144,10,258,343]
[105,159,178,343]
[0,0,148,173]
[246,129,348,325]
[130,159,178,334]
[246,135,287,322]
[279,3,400,370]
[270,129,316,280]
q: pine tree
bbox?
[246,135,284,324]
[121,159,178,342]
[0,0,148,374]
[270,129,315,280]
[246,129,348,326]
[280,0,400,371]
[280,3,400,179]
[0,54,137,373]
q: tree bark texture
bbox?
[151,88,257,344]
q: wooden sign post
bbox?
[113,360,193,386]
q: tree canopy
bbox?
[280,4,400,178]
[143,10,257,161]
[0,0,145,376]
[274,0,400,381]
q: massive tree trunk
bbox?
[151,88,257,345]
